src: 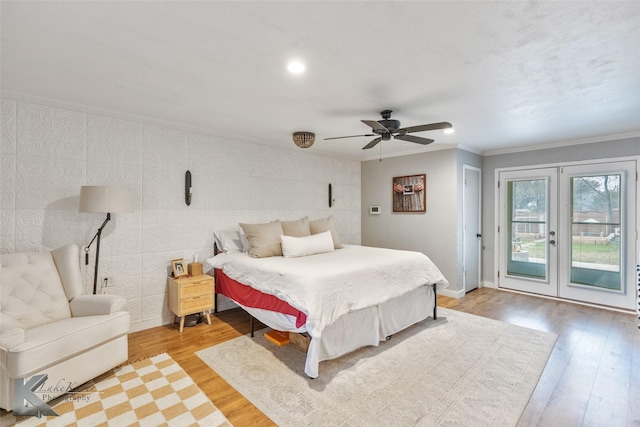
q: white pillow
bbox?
[214,229,245,254]
[281,230,335,258]
[238,226,251,252]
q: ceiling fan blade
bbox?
[324,134,375,140]
[397,122,453,134]
[394,134,434,145]
[362,120,389,132]
[362,137,383,150]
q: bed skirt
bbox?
[214,268,436,378]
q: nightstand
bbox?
[167,274,215,332]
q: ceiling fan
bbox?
[325,110,453,150]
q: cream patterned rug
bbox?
[3,353,231,427]
[197,308,557,427]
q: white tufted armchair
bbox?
[0,244,130,411]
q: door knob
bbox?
[549,231,556,236]
[549,240,556,245]
[476,233,482,238]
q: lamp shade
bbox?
[79,186,135,213]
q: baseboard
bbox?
[440,282,495,298]
[439,287,465,299]
[216,299,239,312]
[130,316,174,333]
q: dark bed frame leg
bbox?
[433,284,438,320]
[250,315,255,337]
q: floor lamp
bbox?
[79,185,134,294]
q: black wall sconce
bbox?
[328,183,333,208]
[185,170,192,206]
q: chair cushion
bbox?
[5,311,129,377]
[0,328,25,350]
[0,252,71,333]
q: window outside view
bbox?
[570,174,621,290]
[508,179,548,280]
[507,175,622,290]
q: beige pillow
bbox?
[239,221,285,258]
[309,215,342,249]
[281,217,311,237]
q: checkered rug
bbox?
[6,353,231,427]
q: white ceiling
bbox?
[2,1,639,160]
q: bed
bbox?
[205,221,449,378]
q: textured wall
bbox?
[0,98,361,331]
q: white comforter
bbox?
[205,245,448,339]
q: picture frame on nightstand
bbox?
[171,258,188,278]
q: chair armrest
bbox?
[69,294,127,317]
[0,328,25,350]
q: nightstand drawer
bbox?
[180,294,213,313]
[180,280,213,298]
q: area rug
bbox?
[197,308,557,427]
[3,353,231,427]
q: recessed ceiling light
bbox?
[287,61,306,74]
[444,128,455,134]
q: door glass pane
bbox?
[507,179,547,280]
[570,174,622,290]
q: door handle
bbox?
[549,240,556,245]
[476,233,482,238]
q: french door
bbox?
[499,168,558,297]
[498,160,637,310]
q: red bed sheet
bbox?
[214,268,307,328]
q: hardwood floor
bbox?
[126,288,638,427]
[439,288,639,427]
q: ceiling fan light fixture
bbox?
[326,110,452,150]
[444,128,455,134]
[293,131,315,148]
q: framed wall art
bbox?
[393,174,426,213]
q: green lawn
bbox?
[571,241,620,265]
[515,239,620,266]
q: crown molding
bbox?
[483,131,640,156]
[359,142,484,162]
[359,143,459,162]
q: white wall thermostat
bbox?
[370,205,381,215]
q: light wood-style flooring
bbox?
[127,287,638,426]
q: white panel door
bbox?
[463,166,482,293]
